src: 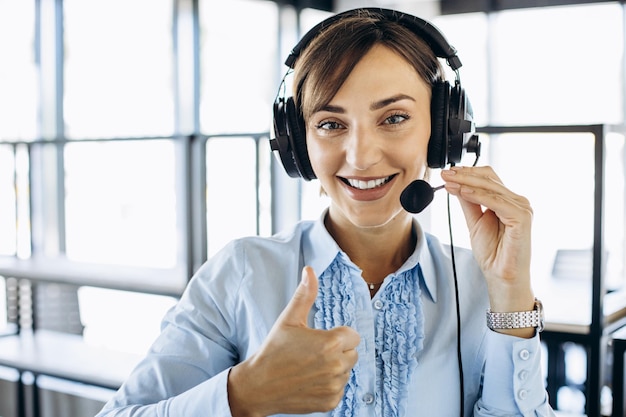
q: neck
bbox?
[324,212,417,284]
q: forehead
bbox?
[329,45,431,106]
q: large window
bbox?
[64,0,175,138]
[432,3,624,127]
[0,0,37,140]
[64,140,179,269]
[199,0,278,135]
[0,0,332,347]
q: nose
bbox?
[345,127,382,171]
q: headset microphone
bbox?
[400,180,445,213]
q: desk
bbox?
[0,330,141,417]
[538,280,626,334]
[535,281,626,414]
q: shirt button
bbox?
[518,370,529,381]
[518,389,528,400]
[373,300,384,310]
[363,393,375,405]
[519,349,531,361]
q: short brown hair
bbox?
[293,9,444,122]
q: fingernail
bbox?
[301,268,310,287]
[442,169,456,176]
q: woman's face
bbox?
[306,44,431,230]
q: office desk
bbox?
[535,280,626,415]
[0,330,141,417]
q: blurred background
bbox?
[0,0,624,416]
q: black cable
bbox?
[447,182,465,417]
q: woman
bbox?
[97,8,554,417]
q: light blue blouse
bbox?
[97,213,555,417]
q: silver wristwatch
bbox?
[486,298,545,333]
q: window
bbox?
[434,3,624,126]
[199,0,278,135]
[64,140,179,269]
[64,0,174,138]
[0,146,17,257]
[205,136,272,257]
[0,0,37,140]
[0,1,331,342]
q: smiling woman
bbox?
[97,8,554,417]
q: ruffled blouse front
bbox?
[314,254,424,417]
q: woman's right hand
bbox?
[227,266,360,417]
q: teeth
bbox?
[347,176,391,190]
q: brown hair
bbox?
[293,9,444,122]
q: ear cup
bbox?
[427,81,450,168]
[446,83,465,165]
[271,96,300,178]
[446,83,475,166]
[285,97,316,180]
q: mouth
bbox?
[341,174,396,190]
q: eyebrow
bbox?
[320,94,416,114]
[370,94,416,110]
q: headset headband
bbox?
[285,8,462,71]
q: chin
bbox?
[342,205,410,229]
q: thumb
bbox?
[278,266,319,328]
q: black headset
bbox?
[270,8,481,181]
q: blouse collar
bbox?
[303,209,439,302]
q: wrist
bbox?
[487,278,534,313]
[227,363,265,417]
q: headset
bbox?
[270,7,481,181]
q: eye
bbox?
[315,120,344,131]
[384,112,410,125]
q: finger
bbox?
[460,186,532,224]
[442,166,506,195]
[328,326,361,352]
[443,166,530,208]
[442,167,532,225]
[277,266,319,328]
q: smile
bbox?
[343,175,395,190]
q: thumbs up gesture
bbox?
[228,266,361,417]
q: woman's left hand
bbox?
[441,166,536,336]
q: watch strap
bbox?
[486,298,544,332]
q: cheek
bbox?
[305,137,322,173]
[396,139,428,175]
[306,135,339,176]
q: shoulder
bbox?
[423,231,487,295]
[185,220,316,295]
